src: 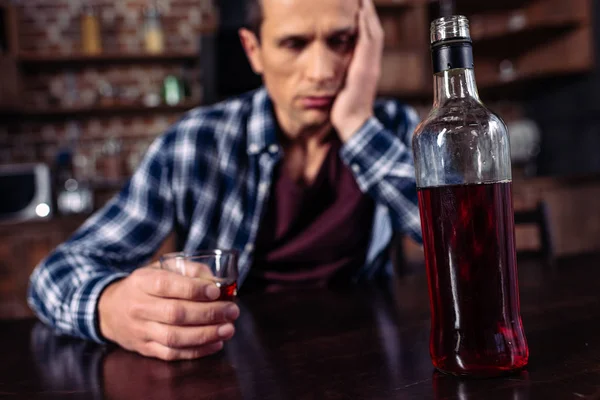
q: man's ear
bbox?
[239,28,264,75]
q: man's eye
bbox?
[281,39,308,51]
[328,35,356,51]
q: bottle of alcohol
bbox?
[162,74,184,105]
[144,1,165,54]
[412,15,529,377]
[54,124,93,216]
[81,2,102,55]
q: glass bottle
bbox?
[81,3,102,55]
[162,74,184,105]
[55,123,93,215]
[144,1,165,54]
[412,16,529,377]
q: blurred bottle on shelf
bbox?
[81,2,103,55]
[180,66,193,100]
[163,75,185,105]
[97,80,116,106]
[54,124,94,215]
[144,1,165,54]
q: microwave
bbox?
[0,163,53,224]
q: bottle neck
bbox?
[82,5,95,16]
[433,68,481,108]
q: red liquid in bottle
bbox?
[417,181,529,377]
[217,281,238,301]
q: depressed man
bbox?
[28,0,422,361]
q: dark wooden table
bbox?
[2,254,600,399]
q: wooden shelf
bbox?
[17,101,200,118]
[18,52,199,67]
[475,17,593,88]
[470,0,587,46]
[453,0,533,15]
[472,21,579,47]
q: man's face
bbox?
[242,0,359,134]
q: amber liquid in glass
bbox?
[217,281,238,301]
[417,181,529,377]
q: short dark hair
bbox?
[245,0,263,37]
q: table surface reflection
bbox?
[2,254,600,399]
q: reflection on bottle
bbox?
[432,370,531,400]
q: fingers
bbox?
[350,0,383,84]
[358,6,369,40]
[350,6,382,84]
[161,258,215,280]
[134,298,240,326]
[183,262,215,279]
[142,340,225,361]
[136,268,221,301]
[146,322,236,349]
[359,1,372,39]
[359,0,383,43]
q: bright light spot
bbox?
[437,128,447,147]
[36,203,50,218]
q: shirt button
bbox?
[248,144,260,154]
[245,243,254,252]
[351,163,361,173]
[268,144,279,154]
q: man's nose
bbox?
[305,44,337,84]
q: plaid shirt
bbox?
[28,87,422,343]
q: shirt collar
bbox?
[246,87,280,156]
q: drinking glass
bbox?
[159,250,239,301]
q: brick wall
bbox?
[1,0,216,181]
[18,0,216,54]
[1,0,527,181]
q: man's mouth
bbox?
[300,96,336,109]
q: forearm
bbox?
[27,246,129,343]
[28,140,175,341]
[340,117,422,243]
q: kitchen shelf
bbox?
[470,10,585,46]
[18,101,200,118]
[473,23,579,49]
[18,51,200,67]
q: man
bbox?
[28,0,422,361]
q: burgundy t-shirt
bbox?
[243,138,375,293]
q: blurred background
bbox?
[0,0,599,317]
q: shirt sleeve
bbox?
[27,133,175,343]
[339,102,423,244]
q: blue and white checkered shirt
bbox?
[28,87,422,343]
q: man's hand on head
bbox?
[331,0,384,142]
